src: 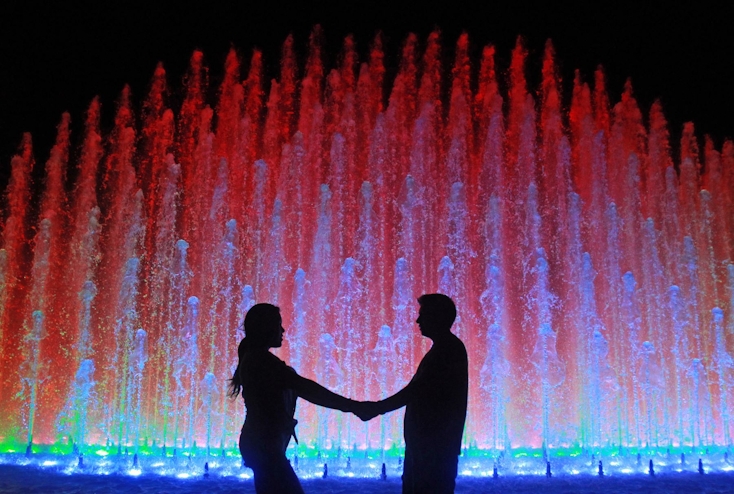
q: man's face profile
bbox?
[416,305,440,338]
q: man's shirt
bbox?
[403,332,468,456]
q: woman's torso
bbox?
[239,348,298,455]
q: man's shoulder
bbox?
[441,335,468,375]
[422,334,467,370]
[444,333,468,358]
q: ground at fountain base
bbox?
[1,464,733,493]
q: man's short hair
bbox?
[417,293,457,330]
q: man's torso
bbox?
[404,333,468,456]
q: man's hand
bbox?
[351,401,381,422]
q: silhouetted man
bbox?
[360,294,468,493]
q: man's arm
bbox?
[375,382,414,414]
[356,351,441,420]
[353,379,418,421]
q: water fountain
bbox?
[1,28,733,480]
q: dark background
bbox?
[2,1,733,183]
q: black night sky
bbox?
[2,1,734,184]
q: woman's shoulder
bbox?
[244,349,290,370]
[241,350,298,387]
[264,350,289,366]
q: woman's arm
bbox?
[291,374,356,412]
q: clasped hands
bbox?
[348,401,384,422]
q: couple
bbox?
[229,293,468,494]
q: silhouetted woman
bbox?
[230,303,359,493]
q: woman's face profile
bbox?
[267,312,285,348]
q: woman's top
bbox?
[239,345,300,454]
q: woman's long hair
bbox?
[229,303,281,398]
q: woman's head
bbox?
[230,303,284,398]
[243,303,284,348]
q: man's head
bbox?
[416,293,456,339]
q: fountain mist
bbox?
[0,30,733,459]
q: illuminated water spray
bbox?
[0,30,733,463]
